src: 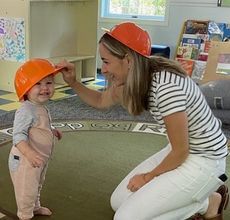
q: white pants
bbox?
[111,144,226,220]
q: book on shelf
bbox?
[208,21,224,41]
[182,36,202,49]
[191,60,207,82]
[177,46,199,60]
[216,22,230,41]
[177,46,193,59]
[184,20,209,35]
[203,41,212,53]
[222,23,230,40]
[198,52,209,61]
[209,34,223,41]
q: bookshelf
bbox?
[175,20,210,80]
[175,19,230,83]
[0,0,98,92]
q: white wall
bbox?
[97,0,230,69]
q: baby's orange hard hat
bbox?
[14,58,63,101]
[104,22,151,57]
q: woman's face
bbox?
[99,43,130,87]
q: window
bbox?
[100,0,168,24]
[218,0,230,7]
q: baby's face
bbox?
[27,75,55,104]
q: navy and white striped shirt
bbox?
[148,71,228,159]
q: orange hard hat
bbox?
[14,58,63,101]
[104,22,151,57]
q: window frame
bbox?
[99,0,169,26]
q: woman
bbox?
[57,22,229,220]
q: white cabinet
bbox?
[0,0,98,92]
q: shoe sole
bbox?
[216,185,229,214]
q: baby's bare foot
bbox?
[34,207,52,216]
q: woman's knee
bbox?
[110,193,120,212]
[113,208,136,220]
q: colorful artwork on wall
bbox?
[0,17,25,62]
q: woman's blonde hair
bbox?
[99,34,187,115]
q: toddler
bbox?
[8,58,63,220]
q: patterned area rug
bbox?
[0,120,168,220]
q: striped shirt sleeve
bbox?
[156,82,187,117]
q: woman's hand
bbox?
[127,173,149,192]
[56,59,77,86]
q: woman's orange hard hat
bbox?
[104,22,151,57]
[14,58,63,101]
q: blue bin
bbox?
[151,44,170,58]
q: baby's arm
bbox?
[13,103,44,167]
[16,140,44,168]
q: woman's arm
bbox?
[57,60,121,109]
[69,80,119,109]
[145,111,189,180]
[127,111,189,191]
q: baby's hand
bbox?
[53,129,62,140]
[25,149,44,168]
